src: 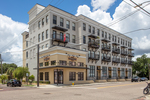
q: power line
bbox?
[55,0,61,5]
[56,0,65,6]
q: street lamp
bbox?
[26,40,39,87]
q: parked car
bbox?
[140,77,148,81]
[131,76,141,82]
[7,79,22,87]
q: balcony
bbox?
[88,34,99,39]
[121,60,128,64]
[128,53,134,57]
[128,61,134,65]
[88,41,100,49]
[102,56,111,62]
[52,33,68,43]
[102,45,111,51]
[52,25,68,32]
[121,51,128,56]
[112,49,120,54]
[101,38,110,42]
[88,54,100,60]
[112,58,120,63]
[128,48,134,50]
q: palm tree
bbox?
[6,67,15,80]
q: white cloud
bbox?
[76,0,150,61]
[91,0,116,11]
[0,14,28,66]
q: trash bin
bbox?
[72,81,74,85]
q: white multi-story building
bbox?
[22,4,134,84]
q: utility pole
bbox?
[130,0,150,15]
[149,64,150,80]
[0,54,3,75]
[37,44,39,87]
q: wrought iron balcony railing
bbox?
[88,54,100,60]
[88,41,100,49]
[128,53,134,57]
[112,58,120,63]
[102,45,111,51]
[52,33,69,43]
[102,56,111,62]
[121,51,128,56]
[112,48,120,54]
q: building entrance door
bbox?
[54,69,63,84]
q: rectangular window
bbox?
[53,15,57,24]
[51,60,56,65]
[42,32,44,41]
[89,25,91,33]
[113,68,117,77]
[89,66,95,77]
[66,33,70,42]
[66,20,70,29]
[45,72,49,81]
[26,63,28,68]
[38,21,40,28]
[78,72,84,80]
[121,68,125,77]
[83,23,86,31]
[109,34,111,40]
[59,60,67,65]
[72,35,76,43]
[72,22,75,31]
[97,29,100,36]
[46,44,48,48]
[78,62,84,67]
[69,72,76,81]
[60,18,63,27]
[46,15,48,23]
[105,32,107,38]
[38,34,40,42]
[102,31,104,37]
[40,72,43,80]
[83,35,86,44]
[112,35,114,41]
[102,66,107,77]
[42,18,44,26]
[26,51,28,59]
[40,63,43,67]
[42,45,44,49]
[26,41,28,47]
[114,36,116,42]
[118,37,120,43]
[46,30,48,39]
[69,61,76,66]
[45,62,49,66]
[93,27,95,34]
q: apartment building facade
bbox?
[22,4,134,84]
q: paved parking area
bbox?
[0,81,149,100]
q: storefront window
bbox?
[78,72,84,80]
[40,72,43,81]
[45,72,49,81]
[129,69,131,78]
[89,66,95,77]
[69,72,76,81]
[51,60,56,65]
[45,62,49,66]
[102,66,107,77]
[121,68,124,78]
[113,67,117,77]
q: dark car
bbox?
[7,79,22,87]
[131,76,141,82]
[140,77,148,81]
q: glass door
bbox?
[54,69,63,84]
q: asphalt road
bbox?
[0,81,148,100]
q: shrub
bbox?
[22,80,26,82]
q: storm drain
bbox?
[44,93,51,95]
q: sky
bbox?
[0,0,150,66]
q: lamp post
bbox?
[26,40,39,87]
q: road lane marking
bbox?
[97,83,142,89]
[69,87,97,89]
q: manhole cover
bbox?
[44,93,51,94]
[74,94,81,96]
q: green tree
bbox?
[0,63,17,74]
[6,67,15,80]
[13,67,30,81]
[0,74,8,84]
[29,75,35,85]
[132,54,149,78]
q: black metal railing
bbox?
[88,54,100,60]
[52,33,69,43]
[128,53,134,57]
[102,56,111,62]
[112,48,120,54]
[50,62,86,67]
[121,51,128,56]
[128,61,134,65]
[88,41,100,48]
[112,58,120,63]
[102,45,111,51]
[121,60,128,64]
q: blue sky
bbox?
[0,0,122,24]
